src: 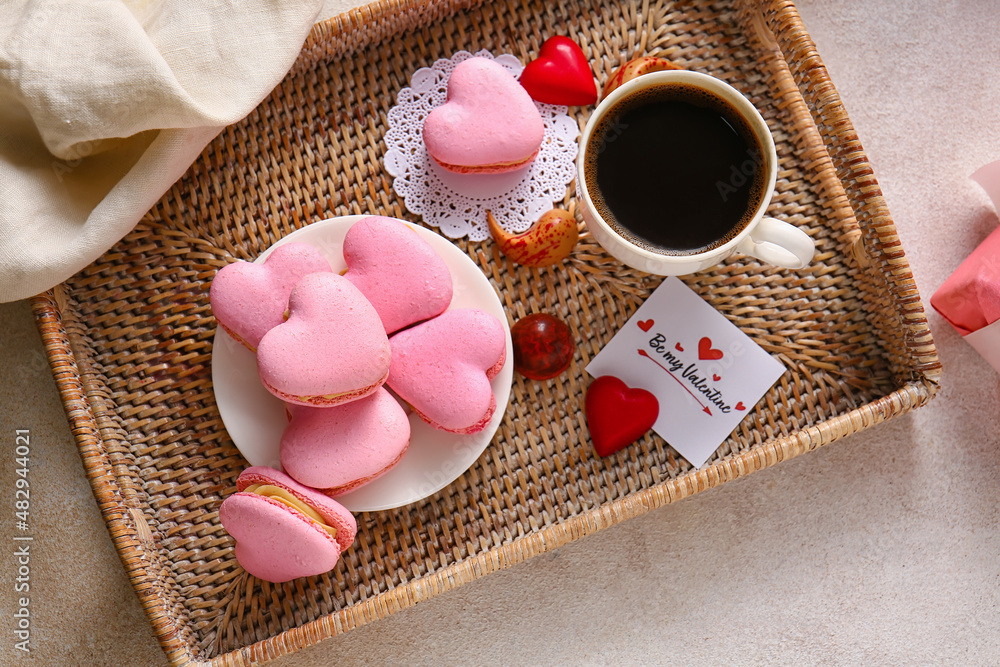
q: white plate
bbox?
[211,216,513,512]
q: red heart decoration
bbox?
[713,374,721,381]
[698,337,723,361]
[675,342,684,352]
[637,319,654,332]
[735,401,746,411]
[585,376,659,457]
[519,36,598,106]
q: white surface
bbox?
[2,1,999,665]
[212,216,513,512]
[384,50,578,240]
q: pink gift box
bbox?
[931,161,1000,371]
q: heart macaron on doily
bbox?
[384,50,579,241]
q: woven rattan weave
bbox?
[31,0,940,665]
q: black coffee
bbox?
[584,84,766,254]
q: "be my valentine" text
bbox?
[647,333,735,414]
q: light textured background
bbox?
[2,0,999,665]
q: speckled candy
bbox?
[511,313,575,380]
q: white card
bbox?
[586,277,786,468]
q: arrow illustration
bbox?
[638,349,712,415]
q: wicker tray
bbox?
[31,0,941,665]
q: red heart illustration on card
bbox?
[637,319,654,332]
[675,342,684,352]
[735,401,746,411]
[585,376,659,457]
[519,36,598,106]
[698,337,723,360]
[713,374,721,381]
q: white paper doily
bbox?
[384,50,580,240]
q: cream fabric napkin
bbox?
[0,0,324,303]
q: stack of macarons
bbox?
[211,216,507,582]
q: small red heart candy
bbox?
[519,36,597,106]
[698,337,723,360]
[713,374,721,381]
[675,342,684,352]
[735,401,746,411]
[585,376,659,457]
[637,319,654,332]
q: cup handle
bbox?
[735,217,815,269]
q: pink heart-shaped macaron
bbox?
[342,216,453,334]
[219,467,357,583]
[387,308,506,434]
[257,273,390,407]
[209,242,332,351]
[280,388,411,496]
[423,57,545,174]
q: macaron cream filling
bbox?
[429,149,540,174]
[242,483,337,538]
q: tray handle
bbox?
[29,289,201,667]
[757,0,941,389]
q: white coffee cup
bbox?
[577,70,814,276]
